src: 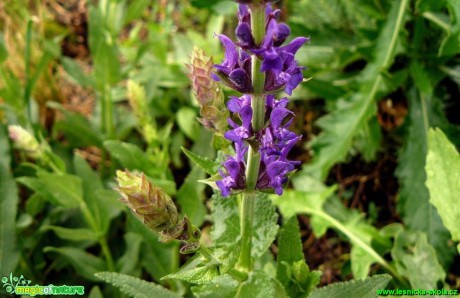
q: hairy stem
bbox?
[238,4,266,272]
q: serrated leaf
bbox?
[0,124,19,276]
[95,272,181,298]
[304,0,409,180]
[426,128,460,242]
[44,247,106,281]
[42,226,99,241]
[277,217,321,297]
[252,193,278,258]
[391,229,445,288]
[309,274,391,298]
[396,89,454,267]
[162,255,219,285]
[192,274,239,298]
[181,147,218,175]
[211,194,240,245]
[277,217,304,269]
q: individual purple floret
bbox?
[216,142,248,196]
[214,3,307,197]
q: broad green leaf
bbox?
[53,108,103,147]
[95,272,181,298]
[396,89,454,267]
[237,271,289,298]
[309,274,392,298]
[177,107,199,141]
[104,140,155,174]
[124,0,150,24]
[41,226,99,241]
[162,255,219,285]
[127,213,178,282]
[252,193,278,258]
[304,0,409,180]
[426,128,460,242]
[44,247,106,281]
[61,57,95,88]
[176,166,207,227]
[116,232,143,275]
[17,172,83,208]
[192,274,239,298]
[211,194,240,245]
[176,129,214,227]
[181,147,219,175]
[0,124,19,276]
[391,230,445,288]
[74,155,123,233]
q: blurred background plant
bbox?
[1,0,459,297]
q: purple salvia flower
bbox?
[213,3,307,197]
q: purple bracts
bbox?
[215,4,307,197]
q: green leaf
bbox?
[426,128,460,242]
[104,140,154,174]
[304,0,409,180]
[44,247,106,281]
[181,147,218,175]
[309,274,392,298]
[274,189,395,279]
[127,213,178,282]
[124,0,150,24]
[95,272,181,298]
[211,194,240,245]
[252,193,278,258]
[396,89,454,267]
[74,155,123,233]
[0,124,19,276]
[116,232,143,275]
[277,217,321,297]
[61,57,95,88]
[17,172,83,208]
[237,271,289,298]
[176,166,207,227]
[41,226,99,241]
[162,255,219,285]
[177,107,200,141]
[192,274,239,298]
[391,229,445,288]
[53,110,103,147]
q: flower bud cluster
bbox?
[214,4,308,197]
[187,46,228,133]
[8,125,45,161]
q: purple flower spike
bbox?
[214,2,307,197]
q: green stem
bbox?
[238,4,266,273]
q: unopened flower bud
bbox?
[8,125,44,160]
[116,170,179,233]
[115,170,202,252]
[187,46,221,106]
[187,47,229,134]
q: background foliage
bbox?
[1,0,459,297]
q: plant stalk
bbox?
[238,4,266,272]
